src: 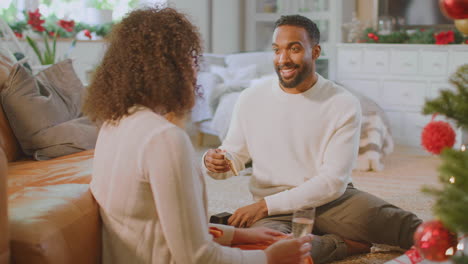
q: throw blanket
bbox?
[209,227,314,264]
[208,78,394,171]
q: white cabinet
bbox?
[336,44,468,149]
[245,0,355,80]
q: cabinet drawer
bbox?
[421,51,448,76]
[382,81,427,109]
[402,113,432,147]
[430,82,454,100]
[363,49,389,73]
[390,50,418,75]
[385,111,403,140]
[449,51,468,74]
[338,48,362,73]
[339,79,381,105]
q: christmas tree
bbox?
[422,64,468,263]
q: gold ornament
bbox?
[455,19,468,35]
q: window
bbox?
[1,0,167,23]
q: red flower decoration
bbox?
[435,30,455,45]
[367,33,375,38]
[14,32,23,39]
[58,19,75,32]
[83,29,92,40]
[373,35,379,41]
[49,31,55,37]
[27,8,45,32]
[465,39,468,44]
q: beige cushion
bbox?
[0,47,16,91]
[9,184,101,264]
[1,60,98,160]
[0,48,22,162]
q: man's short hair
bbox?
[274,15,320,44]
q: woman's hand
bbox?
[232,227,284,245]
[204,149,230,173]
[265,235,313,264]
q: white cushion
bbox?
[210,64,257,87]
[224,51,274,77]
[191,72,222,123]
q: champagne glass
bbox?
[292,208,316,238]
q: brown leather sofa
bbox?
[1,149,8,264]
[0,101,101,263]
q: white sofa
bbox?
[193,51,393,171]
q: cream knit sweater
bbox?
[206,74,362,215]
[91,108,266,264]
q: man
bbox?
[203,15,422,263]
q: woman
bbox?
[83,6,312,264]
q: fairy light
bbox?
[457,240,465,251]
[449,176,455,184]
[461,144,466,152]
[445,247,454,256]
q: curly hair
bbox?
[274,15,320,44]
[82,7,202,124]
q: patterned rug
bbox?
[197,144,441,264]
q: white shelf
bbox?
[255,12,330,22]
[245,0,356,80]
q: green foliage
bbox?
[0,2,18,23]
[407,29,436,44]
[423,65,468,130]
[128,0,139,9]
[7,20,27,34]
[423,148,468,233]
[422,64,468,262]
[358,27,468,44]
[86,0,114,10]
[93,22,114,37]
[378,31,408,44]
[40,0,53,6]
[452,255,468,264]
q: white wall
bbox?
[169,0,212,51]
[212,0,243,54]
[169,0,244,54]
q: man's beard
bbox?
[275,63,312,88]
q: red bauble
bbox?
[439,0,468,20]
[414,220,458,261]
[421,118,455,155]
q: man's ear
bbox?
[312,45,321,60]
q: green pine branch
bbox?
[423,148,468,233]
[423,64,468,130]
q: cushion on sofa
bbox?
[7,149,93,196]
[224,51,274,77]
[192,72,223,123]
[1,59,98,160]
[0,149,8,264]
[9,184,101,264]
[0,48,22,162]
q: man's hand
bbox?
[232,227,284,245]
[228,200,268,227]
[204,149,230,173]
